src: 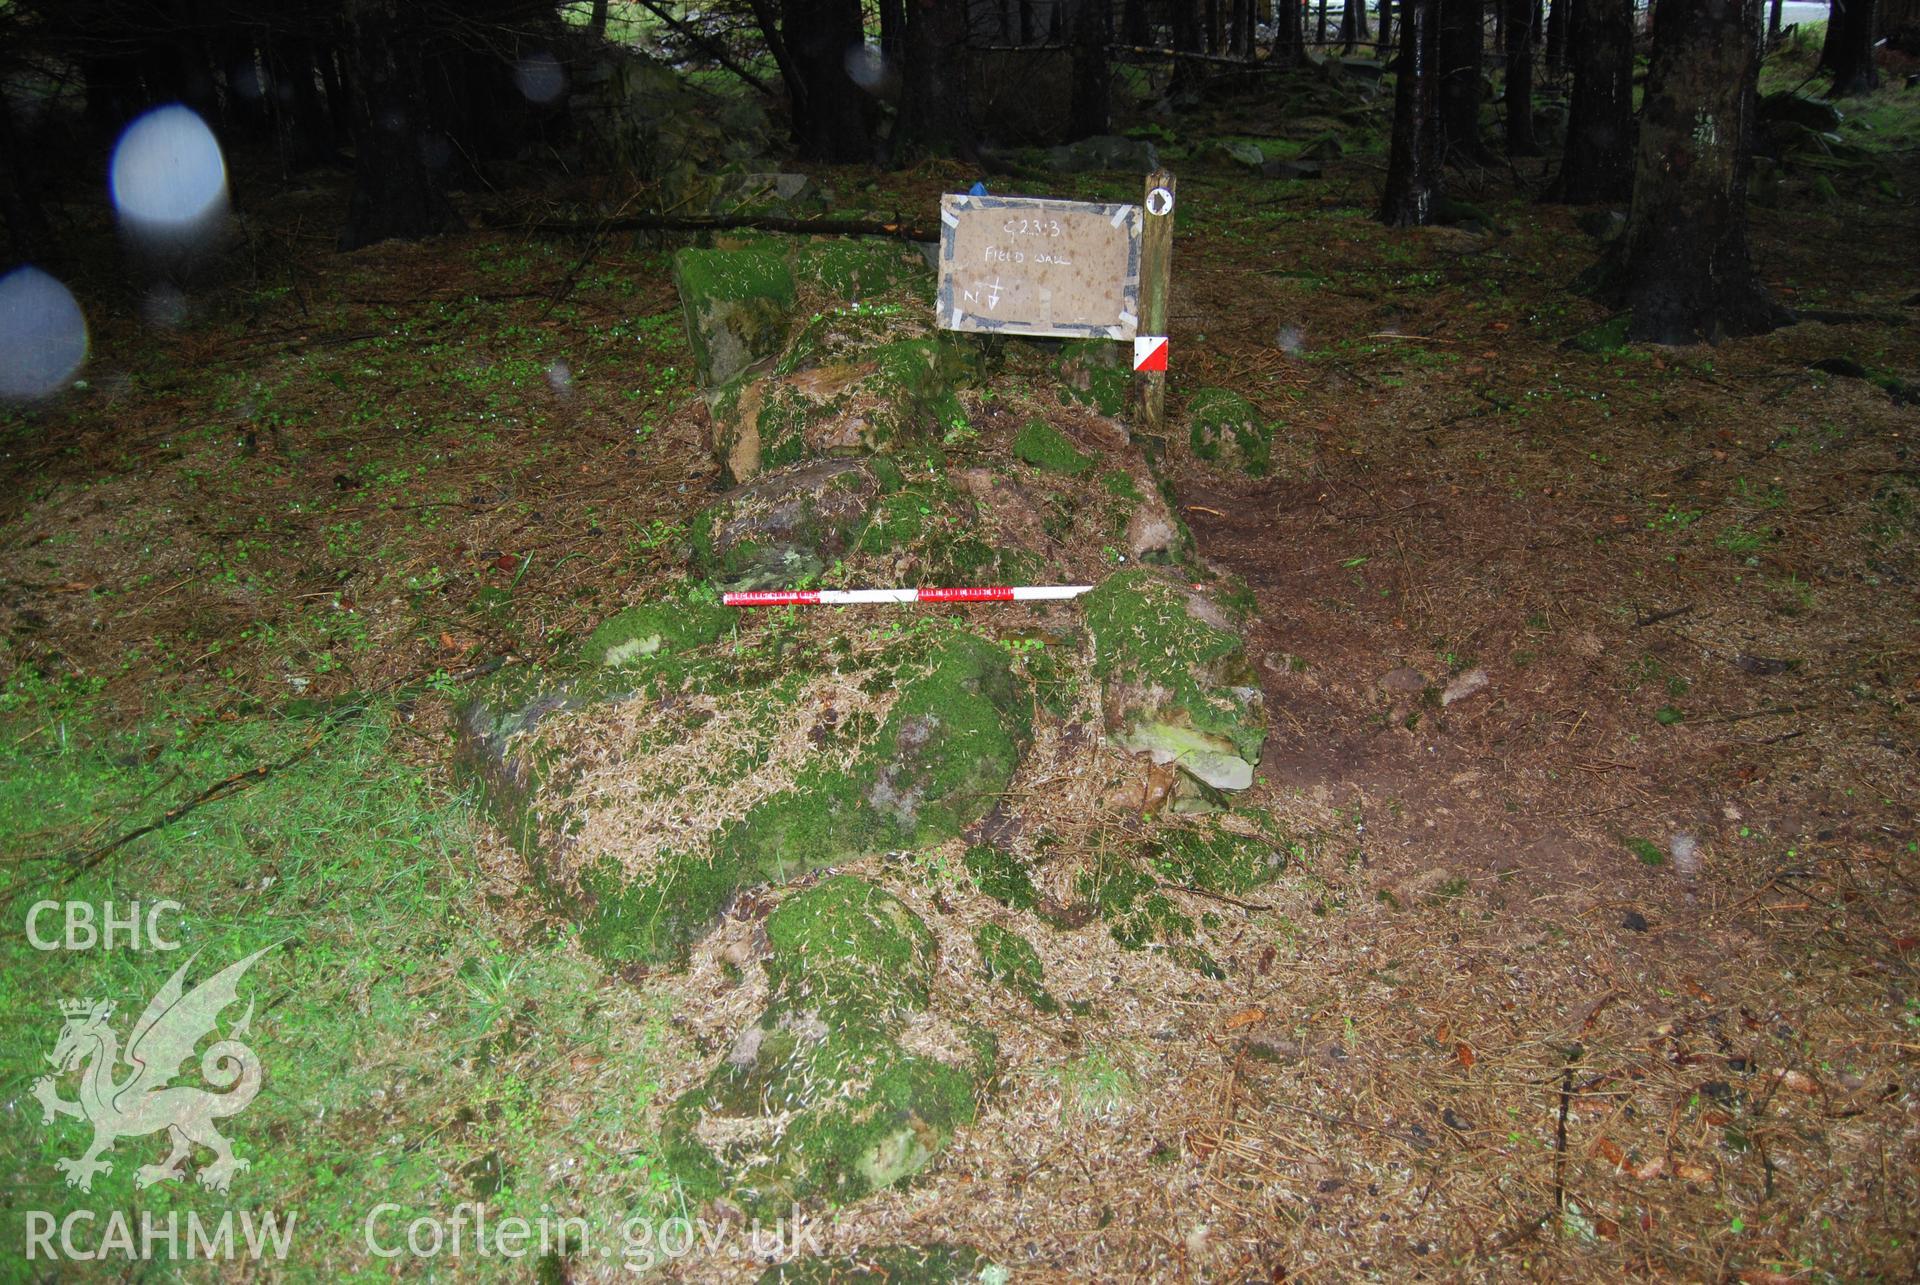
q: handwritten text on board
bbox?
[936,194,1141,340]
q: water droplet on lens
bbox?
[0,267,89,401]
[514,52,566,105]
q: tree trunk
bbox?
[1125,0,1152,42]
[590,0,610,36]
[1827,0,1880,95]
[1621,0,1783,343]
[1504,0,1541,154]
[1554,0,1635,202]
[339,1,462,251]
[1438,0,1491,162]
[1767,0,1783,39]
[1544,0,1566,74]
[1378,0,1395,55]
[1317,0,1328,43]
[1818,0,1842,68]
[898,0,972,155]
[1272,0,1309,60]
[1380,0,1444,224]
[773,0,873,161]
[1340,0,1360,50]
[1069,0,1113,132]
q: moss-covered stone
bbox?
[586,631,1032,966]
[1186,387,1273,476]
[789,240,935,304]
[975,923,1058,1013]
[711,333,974,484]
[1013,418,1095,475]
[663,877,993,1216]
[758,1244,998,1284]
[675,247,798,387]
[853,474,1010,584]
[1082,571,1266,790]
[690,457,884,590]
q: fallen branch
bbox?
[518,211,938,242]
[631,0,776,96]
[54,726,336,883]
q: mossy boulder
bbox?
[1186,387,1273,476]
[662,877,993,1216]
[675,246,798,387]
[788,239,935,304]
[583,631,1033,965]
[690,457,886,590]
[855,470,1027,585]
[454,587,735,854]
[711,331,973,483]
[1082,571,1265,790]
[759,1245,999,1284]
[1013,418,1095,475]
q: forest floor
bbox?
[3,43,1919,1284]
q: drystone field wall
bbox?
[453,233,1314,1238]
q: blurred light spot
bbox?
[417,132,452,170]
[844,44,891,92]
[514,52,566,104]
[546,359,574,394]
[1275,325,1304,355]
[110,105,229,229]
[0,267,89,401]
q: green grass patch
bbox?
[0,690,686,1276]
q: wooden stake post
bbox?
[1137,170,1176,439]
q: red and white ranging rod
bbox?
[724,584,1092,607]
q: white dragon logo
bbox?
[32,947,271,1194]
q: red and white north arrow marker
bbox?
[1132,335,1168,372]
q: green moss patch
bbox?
[1054,338,1130,416]
[578,593,733,668]
[975,922,1058,1013]
[1014,418,1096,475]
[963,843,1039,909]
[1186,387,1273,476]
[1149,824,1289,895]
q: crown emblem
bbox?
[59,998,109,1019]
